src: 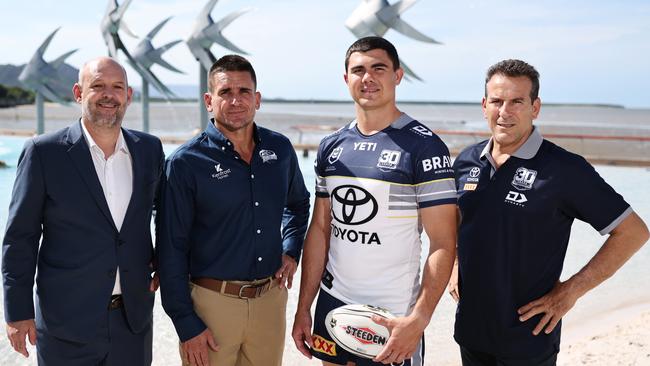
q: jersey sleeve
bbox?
[414,135,457,208]
[562,157,631,235]
[314,138,329,198]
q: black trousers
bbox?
[460,346,557,366]
[36,306,152,366]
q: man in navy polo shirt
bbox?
[159,55,310,366]
[450,59,649,365]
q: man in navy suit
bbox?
[2,57,164,365]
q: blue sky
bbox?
[2,0,649,108]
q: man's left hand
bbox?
[372,314,426,364]
[275,254,297,289]
[149,271,160,292]
[517,280,579,335]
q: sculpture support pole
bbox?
[142,78,150,133]
[199,64,208,130]
[36,92,44,135]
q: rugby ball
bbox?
[324,304,395,359]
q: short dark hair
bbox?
[208,55,257,92]
[485,59,540,101]
[345,36,400,72]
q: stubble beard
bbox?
[82,99,125,130]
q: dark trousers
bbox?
[36,306,152,366]
[460,346,557,366]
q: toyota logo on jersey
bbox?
[331,185,378,225]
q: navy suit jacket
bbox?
[2,121,164,342]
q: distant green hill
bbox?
[0,63,77,103]
[0,84,34,108]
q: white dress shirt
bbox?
[81,122,133,295]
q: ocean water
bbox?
[151,102,650,132]
[0,135,648,365]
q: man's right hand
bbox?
[291,310,314,358]
[181,329,219,366]
[6,319,36,358]
[448,259,460,303]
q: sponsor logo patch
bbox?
[331,185,378,225]
[353,142,377,151]
[377,150,401,170]
[330,185,381,245]
[259,149,277,163]
[463,183,477,191]
[505,191,527,206]
[421,155,452,173]
[410,125,433,137]
[343,326,387,346]
[511,167,537,190]
[328,147,343,164]
[312,334,337,356]
[321,269,334,289]
[466,166,481,182]
[211,163,231,180]
[330,224,381,245]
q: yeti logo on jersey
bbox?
[511,167,537,190]
[328,147,343,164]
[353,142,377,151]
[259,149,277,163]
[331,185,378,225]
[421,155,452,172]
[410,125,433,137]
[377,150,401,170]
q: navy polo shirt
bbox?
[452,127,631,358]
[159,120,310,341]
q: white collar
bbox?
[81,120,129,158]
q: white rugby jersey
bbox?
[315,113,456,316]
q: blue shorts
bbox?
[310,289,424,366]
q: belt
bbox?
[109,294,123,310]
[191,277,273,299]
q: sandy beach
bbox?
[559,303,650,366]
[0,102,649,365]
[0,286,648,365]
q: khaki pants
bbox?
[181,279,288,366]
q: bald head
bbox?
[78,57,129,88]
[73,56,133,129]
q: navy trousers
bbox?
[460,346,557,366]
[36,306,152,366]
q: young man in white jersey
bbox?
[291,36,457,366]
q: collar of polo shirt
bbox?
[206,118,262,151]
[480,126,543,161]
